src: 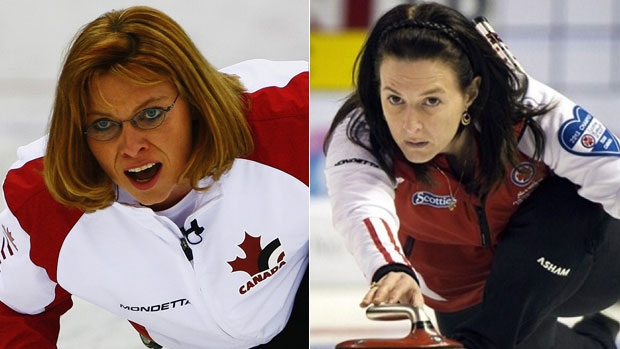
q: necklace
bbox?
[433,163,465,211]
[434,165,457,210]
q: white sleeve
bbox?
[219,59,308,93]
[0,207,57,315]
[0,136,57,315]
[518,77,620,219]
[324,112,411,283]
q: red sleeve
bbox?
[1,158,82,348]
[244,71,309,186]
[0,288,72,348]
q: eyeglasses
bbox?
[84,93,180,141]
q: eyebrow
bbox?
[381,85,447,96]
[87,95,170,119]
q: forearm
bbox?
[325,116,411,282]
[0,294,72,349]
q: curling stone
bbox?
[335,304,464,348]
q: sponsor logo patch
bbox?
[411,191,456,209]
[333,157,380,168]
[120,298,190,312]
[537,256,571,277]
[559,106,620,156]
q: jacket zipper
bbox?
[474,196,491,247]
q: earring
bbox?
[461,111,471,126]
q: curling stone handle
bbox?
[366,304,431,322]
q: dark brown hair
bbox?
[324,2,550,196]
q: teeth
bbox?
[127,163,157,173]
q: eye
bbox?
[140,108,165,121]
[424,97,441,106]
[92,118,115,131]
[387,95,403,105]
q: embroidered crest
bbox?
[227,232,286,294]
[511,162,536,187]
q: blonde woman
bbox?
[0,6,308,348]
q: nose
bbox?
[117,123,148,157]
[402,108,423,133]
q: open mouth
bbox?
[125,163,162,183]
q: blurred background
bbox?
[310,0,620,348]
[0,1,307,347]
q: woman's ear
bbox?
[465,76,481,107]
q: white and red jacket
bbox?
[0,59,309,348]
[325,77,620,312]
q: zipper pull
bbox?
[180,238,194,261]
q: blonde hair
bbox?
[44,6,253,212]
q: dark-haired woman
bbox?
[324,2,620,348]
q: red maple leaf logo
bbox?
[2,225,14,244]
[228,232,263,276]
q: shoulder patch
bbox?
[558,106,620,156]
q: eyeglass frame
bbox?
[83,93,180,141]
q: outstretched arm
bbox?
[324,112,422,307]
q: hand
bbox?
[360,271,424,308]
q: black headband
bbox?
[378,20,475,72]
